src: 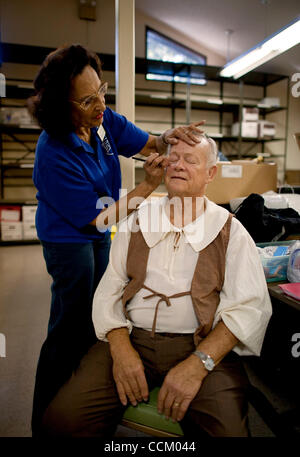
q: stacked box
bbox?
[242,107,259,121]
[21,205,38,240]
[0,205,38,241]
[232,107,277,139]
[232,107,261,138]
[0,205,22,241]
[1,221,23,241]
[257,120,276,138]
[0,205,21,222]
[231,122,258,138]
[22,222,38,240]
[22,205,37,223]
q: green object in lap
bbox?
[122,387,184,436]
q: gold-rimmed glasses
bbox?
[70,82,108,110]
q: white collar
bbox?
[137,196,229,252]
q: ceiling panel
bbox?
[136,0,300,75]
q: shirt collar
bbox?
[66,128,98,154]
[138,196,229,252]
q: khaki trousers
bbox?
[42,327,250,437]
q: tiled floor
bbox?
[0,244,294,437]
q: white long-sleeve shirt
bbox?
[92,196,272,356]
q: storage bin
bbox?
[0,205,21,222]
[1,221,23,241]
[256,241,295,283]
[22,205,37,223]
[22,221,38,240]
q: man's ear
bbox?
[207,165,217,183]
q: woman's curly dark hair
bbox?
[28,44,102,136]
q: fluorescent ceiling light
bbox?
[220,16,300,79]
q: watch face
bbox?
[205,358,215,371]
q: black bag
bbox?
[234,193,300,242]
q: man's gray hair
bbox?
[193,133,218,168]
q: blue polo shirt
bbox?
[33,107,149,242]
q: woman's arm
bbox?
[89,153,167,229]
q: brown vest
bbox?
[122,212,233,346]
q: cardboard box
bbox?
[285,170,300,185]
[0,205,21,222]
[206,161,277,204]
[258,120,276,138]
[1,221,23,241]
[22,205,37,223]
[231,122,258,138]
[242,107,259,121]
[22,221,38,240]
[258,97,280,107]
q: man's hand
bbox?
[107,328,149,406]
[144,153,168,188]
[158,322,239,422]
[157,355,207,422]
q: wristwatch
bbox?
[193,350,215,371]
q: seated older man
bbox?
[42,134,272,437]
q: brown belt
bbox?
[132,327,193,338]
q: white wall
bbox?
[0,0,225,64]
[0,0,115,53]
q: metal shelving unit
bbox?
[0,44,290,244]
[0,123,40,199]
[131,62,289,166]
[0,47,290,199]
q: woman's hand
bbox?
[92,153,168,231]
[156,121,206,155]
[144,153,168,188]
[164,121,206,146]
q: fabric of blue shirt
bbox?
[33,107,149,242]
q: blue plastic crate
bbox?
[256,241,295,283]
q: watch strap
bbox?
[193,350,215,371]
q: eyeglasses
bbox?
[70,82,108,110]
